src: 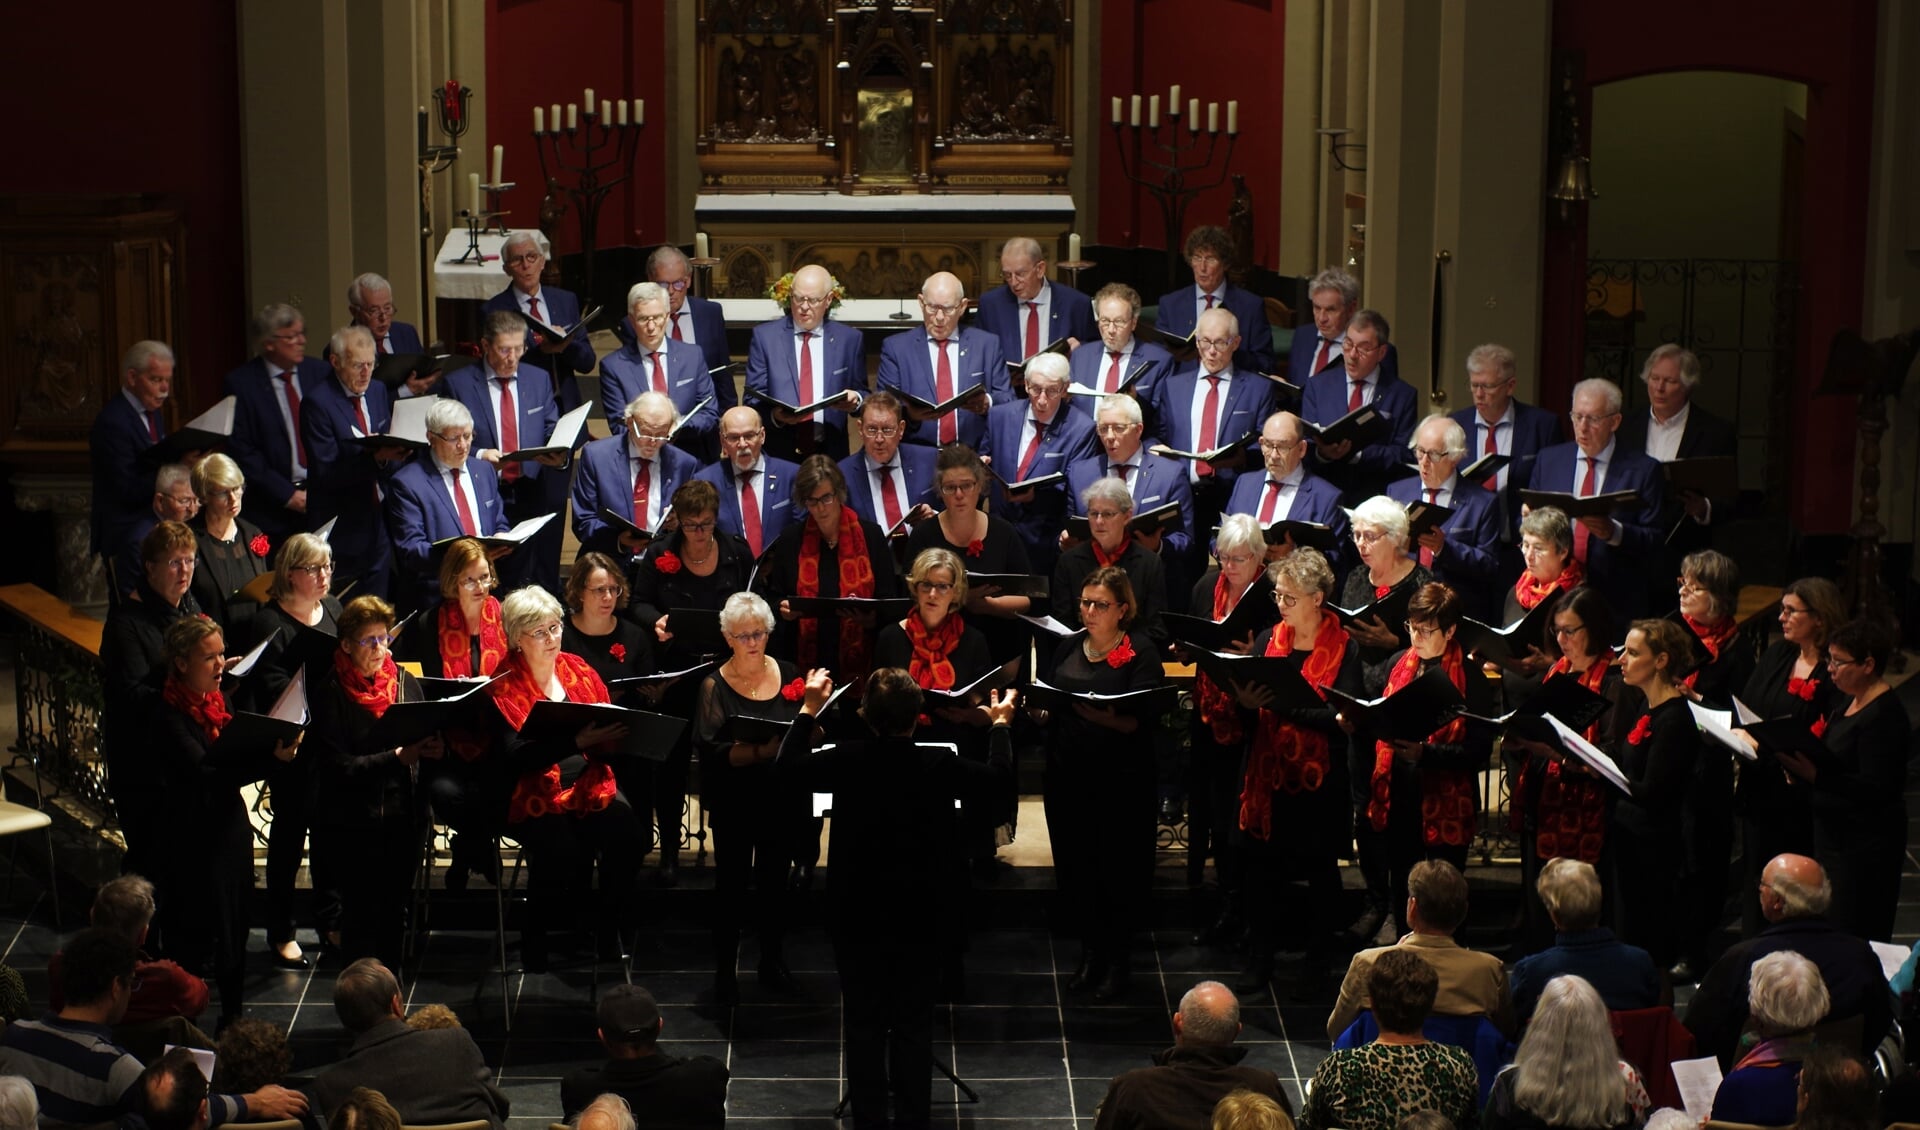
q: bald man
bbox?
[1093,981,1291,1130]
[744,263,867,461]
[975,236,1097,367]
[876,271,1009,450]
[692,406,801,556]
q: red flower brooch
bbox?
[609,643,627,662]
[1106,636,1136,669]
[780,677,805,702]
[248,534,270,558]
[966,539,985,558]
[1626,715,1653,746]
[1811,715,1829,739]
[1787,676,1819,701]
[654,551,682,574]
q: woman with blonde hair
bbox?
[1485,974,1649,1130]
[188,452,270,638]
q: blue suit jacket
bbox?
[975,281,1098,367]
[1225,467,1352,574]
[1301,364,1420,496]
[838,444,938,532]
[1530,440,1664,615]
[1149,367,1278,491]
[875,327,1008,449]
[384,321,424,355]
[1386,474,1504,617]
[1156,283,1276,375]
[981,402,1098,570]
[1288,323,1403,387]
[694,457,802,554]
[442,365,561,484]
[744,316,868,457]
[224,356,329,538]
[482,285,594,411]
[301,376,395,571]
[1064,449,1196,562]
[89,393,164,555]
[1449,399,1563,538]
[1067,339,1177,424]
[570,434,701,558]
[385,457,508,599]
[598,337,721,460]
[678,295,734,408]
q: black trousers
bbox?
[321,812,422,971]
[160,803,252,1020]
[264,757,336,944]
[1239,783,1346,953]
[514,792,644,956]
[1355,804,1469,936]
[1185,724,1245,893]
[834,924,939,1130]
[1043,750,1154,963]
[711,789,801,976]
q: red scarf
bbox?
[487,650,621,823]
[1091,537,1126,567]
[1239,615,1351,839]
[797,507,876,683]
[439,596,507,678]
[1196,573,1251,745]
[332,647,400,719]
[1367,643,1474,847]
[1513,558,1584,611]
[163,675,232,742]
[1681,614,1737,691]
[904,611,965,690]
[1511,650,1612,863]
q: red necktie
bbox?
[1196,374,1222,478]
[280,371,308,468]
[1312,338,1332,376]
[798,331,815,405]
[1347,378,1365,414]
[1111,463,1133,483]
[1024,302,1041,359]
[497,377,521,483]
[1482,421,1500,489]
[1016,419,1047,481]
[1204,293,1217,311]
[380,335,392,355]
[934,339,956,445]
[632,458,651,526]
[351,395,376,502]
[739,470,762,555]
[1259,479,1283,524]
[1574,456,1597,562]
[650,350,668,395]
[1106,351,1123,393]
[450,467,479,537]
[1420,487,1439,568]
[671,311,686,341]
[527,295,543,324]
[144,411,159,442]
[874,464,903,529]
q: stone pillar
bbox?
[13,474,108,614]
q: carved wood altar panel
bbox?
[696,0,1073,193]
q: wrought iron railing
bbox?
[6,607,115,828]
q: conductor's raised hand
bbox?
[801,668,834,714]
[986,687,1019,726]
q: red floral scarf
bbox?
[1511,650,1612,863]
[332,647,400,719]
[488,650,621,823]
[1238,615,1351,839]
[1514,559,1584,611]
[905,611,965,690]
[797,506,875,682]
[1681,614,1737,691]
[1196,573,1252,745]
[1367,642,1474,846]
[163,675,232,742]
[1091,538,1126,567]
[439,596,508,678]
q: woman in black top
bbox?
[627,479,755,886]
[1609,618,1706,968]
[691,592,806,1005]
[1778,619,1908,941]
[187,454,269,643]
[310,595,439,969]
[1035,565,1167,1000]
[1050,475,1168,642]
[1676,549,1754,710]
[907,444,1033,663]
[759,455,902,685]
[1340,495,1434,694]
[562,551,657,693]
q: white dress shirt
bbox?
[1571,438,1624,545]
[1644,403,1690,463]
[1194,284,1229,328]
[861,453,911,526]
[627,437,665,530]
[1016,282,1055,359]
[1256,465,1307,523]
[1185,368,1235,482]
[1473,403,1516,492]
[433,455,479,522]
[266,363,307,479]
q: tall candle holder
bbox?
[689,256,720,299]
[480,182,515,237]
[416,80,470,342]
[530,94,646,304]
[1110,92,1240,288]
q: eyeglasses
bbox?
[802,492,839,509]
[458,575,492,591]
[939,481,977,496]
[208,486,245,501]
[1086,509,1125,521]
[722,431,763,446]
[1469,380,1510,394]
[657,278,691,292]
[1095,423,1137,436]
[633,313,669,325]
[790,295,830,308]
[1345,340,1383,356]
[920,300,963,316]
[1405,622,1443,639]
[352,634,393,650]
[1195,336,1236,352]
[1570,412,1619,427]
[505,253,543,266]
[680,520,716,534]
[431,430,474,445]
[270,330,307,342]
[729,629,770,644]
[914,581,955,595]
[1552,624,1587,637]
[1259,439,1301,453]
[1352,529,1387,545]
[1095,317,1133,329]
[1218,553,1258,568]
[632,428,674,442]
[1189,252,1223,266]
[586,585,623,599]
[293,563,334,576]
[1274,591,1302,608]
[523,623,564,643]
[861,425,901,439]
[1078,597,1115,613]
[1000,266,1041,282]
[1414,447,1454,462]
[163,556,195,572]
[1676,577,1706,593]
[1519,540,1558,559]
[356,303,396,317]
[1780,603,1810,619]
[1829,654,1863,669]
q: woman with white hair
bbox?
[1050,475,1169,638]
[1339,494,1431,693]
[482,585,638,972]
[1484,974,1651,1130]
[692,591,807,1006]
[1709,951,1830,1125]
[187,452,270,640]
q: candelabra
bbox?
[1110,87,1240,288]
[417,80,469,339]
[529,91,647,303]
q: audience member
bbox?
[1793,1047,1877,1130]
[1327,860,1511,1040]
[1507,859,1661,1024]
[1710,951,1828,1126]
[1212,1089,1295,1130]
[558,985,728,1129]
[138,1047,210,1130]
[404,1004,464,1031]
[1483,975,1650,1130]
[1301,951,1479,1130]
[49,875,210,1026]
[212,1017,292,1095]
[0,1077,36,1130]
[1639,1110,1691,1130]
[1094,982,1292,1130]
[572,1093,637,1130]
[327,1087,401,1130]
[1397,1114,1455,1130]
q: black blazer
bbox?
[310,667,425,825]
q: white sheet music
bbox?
[269,668,310,726]
[227,629,279,679]
[1871,940,1910,983]
[1546,714,1631,793]
[1689,701,1758,761]
[183,395,237,437]
[1670,1056,1724,1123]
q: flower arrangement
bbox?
[767,271,847,314]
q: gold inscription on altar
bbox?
[714,175,832,187]
[944,174,1053,185]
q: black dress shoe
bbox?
[652,862,680,889]
[270,948,310,970]
[1667,959,1698,984]
[1067,953,1104,992]
[1094,962,1132,1002]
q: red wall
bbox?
[486,0,670,261]
[0,0,246,410]
[1096,0,1285,266]
[1543,0,1880,536]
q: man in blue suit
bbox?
[224,303,329,551]
[1225,411,1350,574]
[1286,267,1401,387]
[1447,342,1563,554]
[980,353,1098,576]
[649,245,734,410]
[90,340,174,561]
[1530,378,1664,618]
[304,326,405,601]
[838,391,937,542]
[695,405,801,559]
[1066,394,1197,593]
[1386,415,1505,620]
[572,391,701,562]
[600,282,721,462]
[1150,307,1277,544]
[342,272,437,397]
[385,398,509,610]
[877,271,1009,450]
[745,264,867,461]
[975,236,1098,369]
[1068,283,1177,427]
[444,311,569,594]
[482,231,594,413]
[1301,309,1419,505]
[1156,226,1276,375]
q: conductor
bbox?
[777,668,1018,1130]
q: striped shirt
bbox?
[0,1013,251,1128]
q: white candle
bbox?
[491,144,503,185]
[1189,98,1200,127]
[636,99,645,126]
[1129,94,1141,127]
[1227,101,1239,135]
[1208,102,1219,133]
[533,106,545,134]
[468,173,480,216]
[1111,96,1121,125]
[550,103,561,132]
[695,232,709,259]
[1170,85,1182,113]
[567,103,578,130]
[1148,94,1160,129]
[584,88,595,116]
[1068,233,1081,262]
[616,98,628,126]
